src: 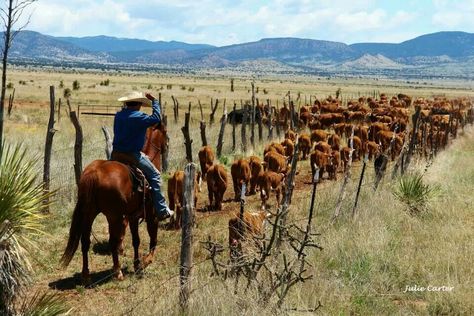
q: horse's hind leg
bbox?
[81,217,94,285]
[129,217,141,272]
[142,209,158,268]
[107,215,127,281]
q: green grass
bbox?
[2,68,474,315]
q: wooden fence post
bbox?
[352,153,368,219]
[404,106,421,172]
[216,103,228,158]
[7,88,15,117]
[250,82,256,147]
[179,163,196,311]
[277,141,300,246]
[241,104,248,153]
[230,78,234,92]
[57,98,61,122]
[332,125,354,223]
[172,96,179,123]
[43,86,56,213]
[181,112,193,162]
[257,98,263,142]
[69,111,83,186]
[101,125,113,160]
[232,103,237,151]
[276,100,281,138]
[210,98,219,125]
[199,100,207,146]
[267,99,273,140]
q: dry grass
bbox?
[3,68,474,315]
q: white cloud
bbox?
[9,0,472,46]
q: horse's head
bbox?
[143,123,168,171]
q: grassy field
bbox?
[3,67,474,315]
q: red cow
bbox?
[206,164,228,211]
[168,170,202,229]
[258,171,285,210]
[248,155,263,195]
[198,146,215,178]
[298,133,312,160]
[231,159,251,201]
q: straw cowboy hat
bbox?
[117,91,152,106]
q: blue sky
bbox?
[20,0,474,46]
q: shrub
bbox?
[393,172,438,215]
[100,79,110,86]
[63,88,72,99]
[72,80,80,90]
[166,84,172,90]
[147,84,153,89]
[188,87,195,92]
[59,80,64,88]
[6,82,13,89]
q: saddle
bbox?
[110,151,148,193]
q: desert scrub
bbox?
[393,172,438,215]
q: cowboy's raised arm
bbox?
[141,93,161,126]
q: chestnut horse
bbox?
[60,124,167,284]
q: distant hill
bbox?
[57,35,214,52]
[8,30,474,78]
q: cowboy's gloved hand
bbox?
[145,93,155,101]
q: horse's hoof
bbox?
[115,270,124,281]
[82,273,92,287]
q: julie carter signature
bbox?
[403,285,454,293]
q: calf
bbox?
[310,150,329,181]
[231,158,251,201]
[365,141,381,161]
[228,210,269,258]
[340,146,352,172]
[206,164,228,211]
[298,133,312,160]
[168,170,202,229]
[264,142,286,156]
[263,151,288,174]
[198,146,215,178]
[327,150,340,180]
[284,129,297,142]
[258,171,285,210]
[248,155,263,195]
[310,129,328,144]
[281,138,295,161]
[328,133,341,151]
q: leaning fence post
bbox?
[250,82,256,147]
[101,125,113,160]
[199,100,207,147]
[352,153,368,219]
[332,125,354,223]
[69,111,83,186]
[43,86,56,212]
[216,103,228,158]
[267,99,273,140]
[181,111,193,162]
[180,163,196,311]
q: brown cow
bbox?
[365,141,381,161]
[298,133,312,160]
[231,159,251,201]
[258,171,285,210]
[206,164,228,211]
[314,141,331,154]
[198,146,214,178]
[352,135,363,161]
[264,142,286,156]
[281,138,295,161]
[168,170,202,229]
[340,146,352,172]
[263,151,288,174]
[310,150,329,181]
[284,129,297,142]
[327,150,340,180]
[310,129,328,144]
[300,111,312,126]
[228,210,269,258]
[248,155,263,195]
[328,133,341,151]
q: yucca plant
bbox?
[0,142,68,315]
[393,172,437,215]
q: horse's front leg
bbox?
[107,215,128,281]
[129,217,141,272]
[142,208,158,268]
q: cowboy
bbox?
[112,91,173,220]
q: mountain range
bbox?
[8,30,474,78]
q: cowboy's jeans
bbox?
[132,152,169,215]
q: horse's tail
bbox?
[60,171,96,268]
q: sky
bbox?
[14,0,474,46]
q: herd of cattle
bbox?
[166,93,473,251]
